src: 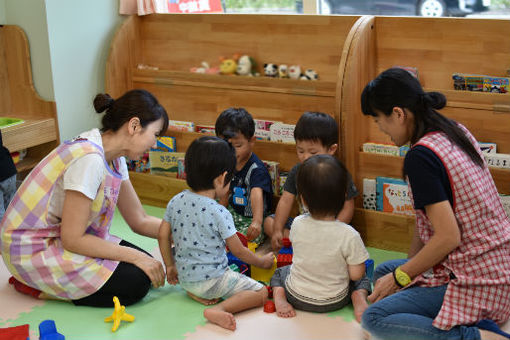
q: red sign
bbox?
[168,0,223,13]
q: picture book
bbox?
[363,178,377,210]
[149,151,186,177]
[500,194,510,219]
[270,123,295,144]
[479,142,497,154]
[151,136,177,152]
[483,76,509,94]
[254,119,280,141]
[376,176,414,215]
[168,120,195,132]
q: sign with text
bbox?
[168,0,223,13]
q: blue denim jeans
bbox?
[362,259,481,340]
[0,174,16,223]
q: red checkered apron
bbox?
[409,125,510,330]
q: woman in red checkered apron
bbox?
[1,90,168,307]
[360,68,510,340]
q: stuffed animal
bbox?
[278,64,289,78]
[288,65,301,80]
[190,62,219,75]
[219,55,239,75]
[263,63,278,77]
[236,55,258,76]
[300,69,319,81]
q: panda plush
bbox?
[300,69,319,81]
[263,63,278,77]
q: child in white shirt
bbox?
[270,154,370,320]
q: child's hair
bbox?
[294,112,338,148]
[297,154,347,218]
[361,67,483,168]
[94,89,169,134]
[185,136,236,191]
[215,107,255,140]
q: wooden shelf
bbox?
[1,118,57,153]
[129,171,189,208]
[425,88,510,112]
[352,208,415,253]
[15,157,39,173]
[358,152,510,195]
[132,69,336,98]
[166,130,298,172]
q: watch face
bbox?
[396,271,411,286]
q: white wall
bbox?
[45,0,123,140]
[0,0,6,24]
[5,0,124,141]
[4,0,54,101]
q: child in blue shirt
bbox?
[215,108,273,245]
[158,136,274,331]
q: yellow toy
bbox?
[104,296,135,332]
[249,243,277,283]
[219,54,239,75]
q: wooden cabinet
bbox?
[0,25,59,176]
[341,17,510,252]
[105,13,364,207]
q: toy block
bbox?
[266,285,273,299]
[0,324,29,340]
[263,300,276,313]
[279,246,293,254]
[365,259,374,281]
[227,252,250,277]
[39,320,65,340]
[251,255,277,283]
[277,254,293,268]
[281,238,292,248]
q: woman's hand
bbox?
[133,254,165,288]
[367,272,400,303]
[166,265,179,285]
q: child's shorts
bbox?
[267,214,294,230]
[228,207,265,245]
[180,268,264,300]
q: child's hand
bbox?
[246,221,261,241]
[271,230,283,253]
[166,265,179,285]
[259,252,275,269]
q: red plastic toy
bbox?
[0,324,29,340]
[266,285,273,299]
[263,300,276,313]
[281,238,292,248]
[277,254,293,268]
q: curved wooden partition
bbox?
[0,25,59,175]
[343,16,510,252]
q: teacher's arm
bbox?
[369,200,460,303]
[60,189,164,287]
[116,179,162,239]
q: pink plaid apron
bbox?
[409,125,510,330]
[1,138,123,300]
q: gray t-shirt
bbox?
[283,163,358,198]
[164,190,236,283]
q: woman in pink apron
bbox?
[1,89,168,307]
[360,68,510,340]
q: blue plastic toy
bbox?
[365,259,374,281]
[39,320,65,340]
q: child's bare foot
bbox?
[480,329,509,340]
[275,298,296,318]
[351,289,369,323]
[187,291,220,305]
[203,308,236,331]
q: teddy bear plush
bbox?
[263,63,279,77]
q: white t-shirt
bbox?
[285,214,369,305]
[46,129,128,225]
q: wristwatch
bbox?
[393,266,412,288]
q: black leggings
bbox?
[72,240,152,307]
